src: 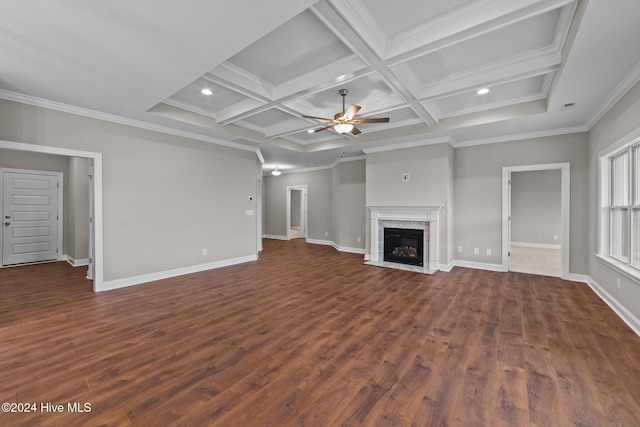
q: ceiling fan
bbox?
[303,89,390,135]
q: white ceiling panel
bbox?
[426,74,550,118]
[363,0,473,37]
[401,8,562,87]
[238,108,310,136]
[225,10,353,87]
[169,79,259,116]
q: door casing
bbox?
[286,185,308,240]
[501,162,570,279]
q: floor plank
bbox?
[1,238,639,426]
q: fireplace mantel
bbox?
[367,206,442,273]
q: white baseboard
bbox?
[98,254,258,292]
[65,255,89,267]
[306,238,334,246]
[334,244,366,255]
[263,235,365,255]
[439,261,455,272]
[567,273,590,283]
[452,259,504,272]
[511,241,562,250]
[263,234,288,240]
[584,275,640,337]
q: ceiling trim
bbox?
[162,98,217,119]
[265,154,367,175]
[585,62,640,130]
[207,62,275,100]
[451,125,587,148]
[326,0,386,55]
[416,49,561,101]
[0,90,262,156]
[362,136,454,154]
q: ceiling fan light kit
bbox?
[303,89,389,136]
[334,123,354,134]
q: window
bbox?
[605,143,640,272]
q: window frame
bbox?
[599,136,640,281]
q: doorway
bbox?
[287,185,307,240]
[0,140,103,291]
[502,163,570,279]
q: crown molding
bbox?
[438,92,547,119]
[362,136,454,154]
[451,125,587,148]
[264,154,366,176]
[0,90,262,156]
[162,97,217,119]
[585,62,640,130]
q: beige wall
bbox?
[366,143,454,265]
[511,170,562,245]
[0,99,260,284]
[263,159,366,251]
[455,133,588,272]
[333,160,366,250]
[67,157,91,261]
[264,168,333,241]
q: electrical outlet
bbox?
[325,231,328,236]
[457,246,463,253]
[357,237,361,243]
[553,235,558,241]
[474,248,479,255]
[617,277,621,290]
[202,248,208,256]
[486,249,492,256]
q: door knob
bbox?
[4,221,9,226]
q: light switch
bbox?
[245,209,254,216]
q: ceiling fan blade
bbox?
[303,115,334,122]
[352,117,390,124]
[312,124,336,133]
[343,104,361,120]
[351,126,361,135]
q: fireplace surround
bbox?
[367,206,442,273]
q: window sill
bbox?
[596,253,640,284]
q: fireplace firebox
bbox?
[383,227,424,266]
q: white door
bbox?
[2,171,60,266]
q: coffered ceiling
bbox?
[2,0,640,173]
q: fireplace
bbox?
[367,206,442,273]
[383,228,424,266]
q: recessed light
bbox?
[201,88,213,96]
[307,129,315,133]
[477,88,490,95]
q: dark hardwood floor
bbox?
[1,238,639,426]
